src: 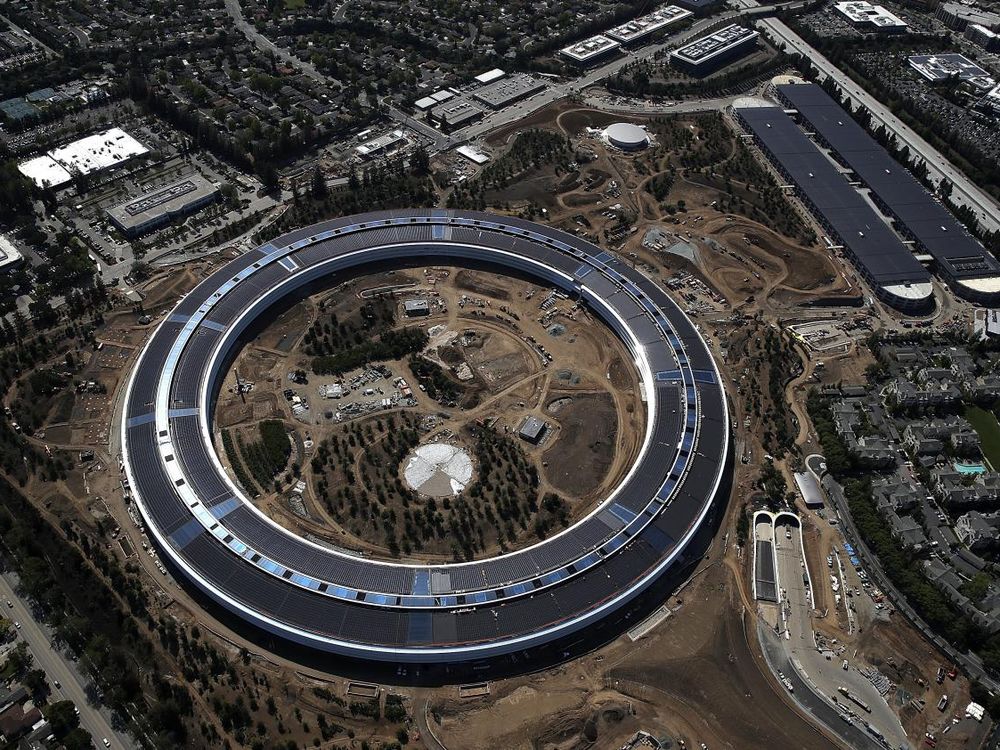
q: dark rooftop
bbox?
[777,83,1000,283]
[736,105,930,286]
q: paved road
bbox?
[385,103,448,150]
[758,622,881,750]
[758,17,1000,237]
[580,93,742,115]
[416,699,448,750]
[0,13,59,56]
[450,9,776,147]
[0,574,131,749]
[774,518,907,749]
[222,0,337,88]
[808,453,1000,696]
[223,0,799,156]
[222,0,443,150]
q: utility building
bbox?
[518,415,548,444]
[403,299,430,317]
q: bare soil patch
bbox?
[543,391,617,499]
[454,270,511,300]
[558,109,645,135]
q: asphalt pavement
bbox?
[774,518,907,748]
[0,574,131,750]
[222,0,337,89]
[759,622,883,750]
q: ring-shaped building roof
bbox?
[120,209,729,663]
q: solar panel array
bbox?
[122,210,729,661]
[777,83,1000,285]
[736,105,930,287]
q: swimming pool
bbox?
[954,461,987,475]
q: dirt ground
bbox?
[212,264,646,561]
[428,558,838,750]
[857,619,974,743]
[9,98,988,750]
[542,391,617,499]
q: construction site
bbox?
[1,85,993,750]
[210,263,645,562]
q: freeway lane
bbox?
[758,17,1000,237]
[0,574,132,749]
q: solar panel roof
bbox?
[737,106,930,285]
[778,83,1000,281]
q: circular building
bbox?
[120,210,730,665]
[604,122,650,151]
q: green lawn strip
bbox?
[965,405,1000,470]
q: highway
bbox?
[758,17,1000,237]
[0,573,132,749]
[808,453,1000,696]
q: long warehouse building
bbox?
[777,82,1000,305]
[120,209,730,667]
[735,104,933,313]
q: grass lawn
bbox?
[965,405,1000,470]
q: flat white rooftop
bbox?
[671,24,758,64]
[474,68,505,84]
[908,53,995,89]
[607,5,692,43]
[957,276,1000,294]
[834,1,907,29]
[969,23,1000,40]
[471,73,546,109]
[355,129,406,157]
[561,34,621,63]
[430,89,455,103]
[939,1,1000,28]
[430,98,485,126]
[18,155,73,189]
[883,281,934,301]
[456,145,490,164]
[0,233,23,271]
[19,127,148,188]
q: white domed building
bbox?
[603,122,650,151]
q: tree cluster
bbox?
[312,327,429,376]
